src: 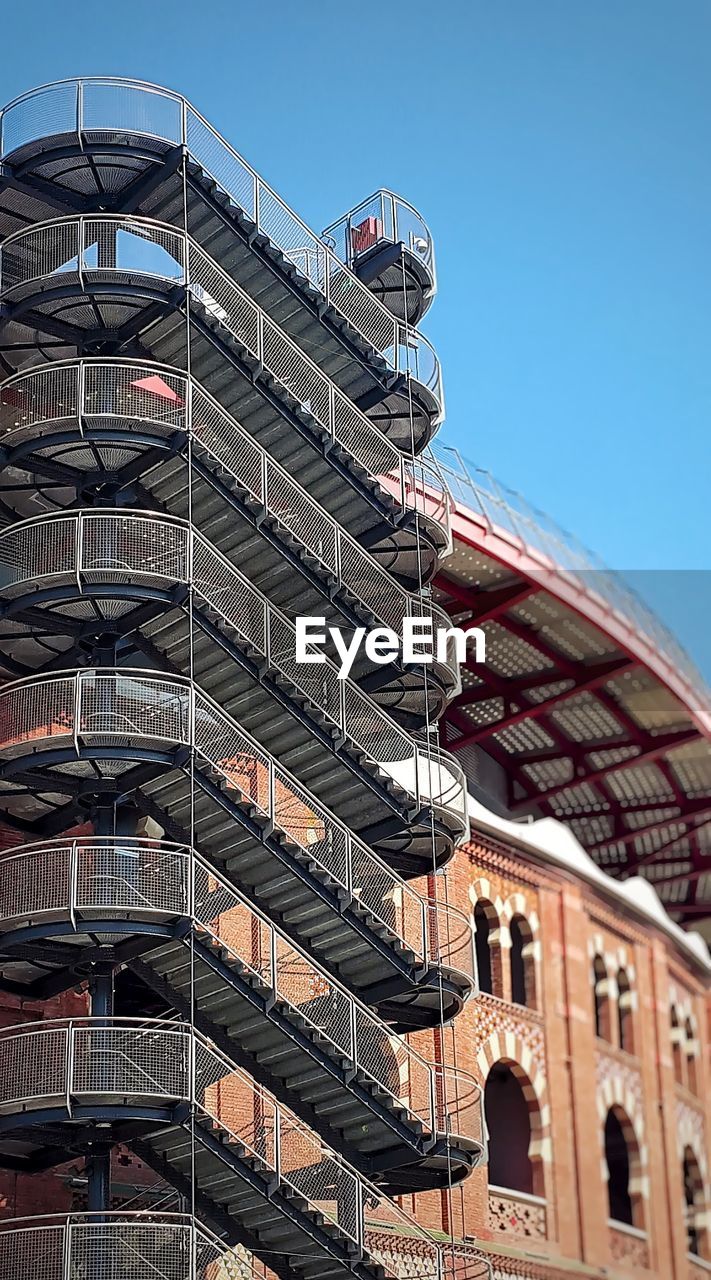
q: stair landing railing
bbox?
[0,78,435,384]
[0,837,482,1147]
[0,1019,491,1280]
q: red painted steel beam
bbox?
[512,728,698,812]
[664,904,711,917]
[448,657,634,751]
[593,800,711,854]
[449,503,711,740]
[641,856,709,892]
[452,667,575,707]
[437,578,536,627]
[623,825,708,875]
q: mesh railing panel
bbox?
[81,512,188,583]
[430,440,711,706]
[75,842,190,915]
[0,670,470,975]
[82,80,183,144]
[0,221,444,515]
[0,1025,68,1108]
[0,514,75,588]
[0,1222,65,1280]
[0,675,73,752]
[0,836,477,1136]
[84,361,187,428]
[0,1215,261,1280]
[0,362,80,435]
[0,361,456,685]
[78,672,190,742]
[72,1024,190,1099]
[0,219,80,292]
[185,109,257,218]
[0,842,72,921]
[0,81,79,153]
[0,1017,488,1275]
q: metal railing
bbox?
[0,837,480,1142]
[0,78,442,394]
[323,189,436,290]
[0,509,457,796]
[0,666,469,847]
[0,501,465,814]
[430,440,711,707]
[0,1019,491,1280]
[0,360,457,685]
[0,835,475,1007]
[0,211,441,453]
[0,1212,259,1280]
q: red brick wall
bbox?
[2,827,709,1280]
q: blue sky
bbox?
[0,0,709,673]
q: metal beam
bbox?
[513,728,698,812]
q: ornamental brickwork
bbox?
[0,823,709,1280]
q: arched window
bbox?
[683,1147,707,1259]
[474,899,501,997]
[593,955,611,1041]
[617,968,634,1054]
[604,1107,643,1229]
[510,914,536,1009]
[671,1007,684,1085]
[685,1019,698,1095]
[474,901,493,995]
[484,1060,544,1197]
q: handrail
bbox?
[0,509,452,787]
[0,1018,491,1280]
[0,79,437,386]
[429,439,711,710]
[323,188,437,286]
[0,835,481,1141]
[0,1212,261,1280]
[0,666,469,865]
[0,212,441,464]
[0,516,464,822]
[0,834,475,998]
[0,359,457,685]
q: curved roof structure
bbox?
[430,443,711,933]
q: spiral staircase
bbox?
[0,79,490,1280]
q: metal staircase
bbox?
[0,78,490,1280]
[323,191,437,328]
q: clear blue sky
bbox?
[0,0,709,671]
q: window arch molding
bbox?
[603,1104,645,1229]
[682,1145,708,1259]
[469,880,505,999]
[484,1058,545,1197]
[676,1096,709,1260]
[597,1079,648,1231]
[616,967,635,1054]
[477,1029,551,1196]
[592,953,612,1042]
[500,892,540,1009]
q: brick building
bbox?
[0,76,707,1280]
[423,805,711,1279]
